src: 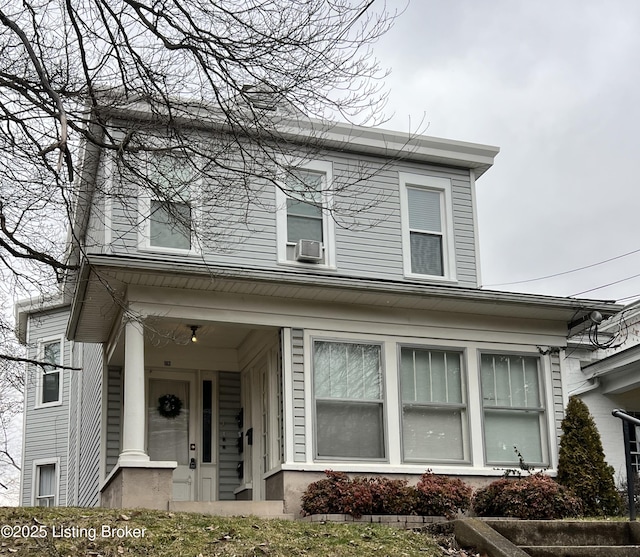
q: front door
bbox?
[147,372,196,501]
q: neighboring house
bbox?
[16,101,621,515]
[565,301,640,482]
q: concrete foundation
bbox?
[264,470,494,518]
[101,464,175,510]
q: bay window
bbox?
[480,353,547,465]
[313,340,384,459]
[400,347,467,461]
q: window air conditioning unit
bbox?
[294,239,323,262]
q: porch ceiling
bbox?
[145,318,258,349]
[67,254,622,344]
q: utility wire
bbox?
[485,247,640,287]
[607,292,640,303]
[570,271,640,297]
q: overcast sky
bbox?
[374,0,640,304]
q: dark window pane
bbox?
[42,372,60,404]
[287,199,322,218]
[203,380,212,463]
[150,200,191,250]
[410,232,443,275]
[287,215,323,243]
[316,400,384,459]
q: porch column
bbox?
[119,319,149,463]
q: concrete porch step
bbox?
[169,500,294,519]
[521,546,640,557]
[454,519,640,557]
[485,520,640,547]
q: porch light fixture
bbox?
[190,325,199,343]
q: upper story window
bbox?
[286,169,324,244]
[276,160,335,268]
[139,154,199,255]
[37,339,62,407]
[399,173,456,281]
[480,353,547,466]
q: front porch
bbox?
[100,315,287,511]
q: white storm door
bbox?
[147,373,197,501]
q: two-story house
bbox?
[16,101,621,516]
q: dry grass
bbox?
[0,507,445,556]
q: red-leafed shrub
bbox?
[414,471,472,519]
[299,471,350,516]
[341,477,417,517]
[472,474,583,519]
[300,470,470,518]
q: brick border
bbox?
[300,514,448,528]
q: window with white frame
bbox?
[400,347,467,462]
[399,173,455,280]
[313,340,384,459]
[480,353,547,465]
[276,160,335,266]
[34,462,56,506]
[38,340,62,406]
[140,153,197,253]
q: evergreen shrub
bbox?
[557,396,622,516]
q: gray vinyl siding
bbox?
[77,343,104,507]
[85,191,106,252]
[218,372,242,500]
[550,352,564,444]
[291,329,306,463]
[67,341,80,505]
[21,307,71,507]
[451,175,478,286]
[105,367,122,476]
[103,146,479,287]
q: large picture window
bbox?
[400,347,467,461]
[313,340,384,459]
[38,340,62,406]
[480,353,547,465]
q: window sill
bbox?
[280,462,556,476]
[35,400,63,410]
[403,272,458,285]
[138,245,201,257]
[277,260,337,272]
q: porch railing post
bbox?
[612,409,638,521]
[622,419,636,521]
